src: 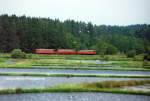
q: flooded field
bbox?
[0,92,149,101]
[0,76,150,89]
[79,60,113,64]
[0,68,150,76]
[0,57,150,98]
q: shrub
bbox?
[144,54,150,61]
[96,41,118,55]
[126,50,136,58]
[0,49,3,53]
[144,47,150,61]
[26,54,32,59]
[106,44,118,55]
[15,88,23,93]
[11,49,27,59]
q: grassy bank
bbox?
[31,66,150,71]
[0,54,133,60]
[0,53,145,61]
[1,66,150,71]
[0,58,149,68]
[0,80,150,95]
[0,72,150,78]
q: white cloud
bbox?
[0,0,149,25]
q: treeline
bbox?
[0,14,150,54]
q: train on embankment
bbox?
[35,49,96,55]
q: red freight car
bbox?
[57,49,77,55]
[77,50,96,55]
[35,49,56,54]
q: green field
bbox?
[0,54,150,70]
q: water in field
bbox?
[0,68,150,76]
[79,60,113,64]
[0,92,149,101]
[0,76,149,89]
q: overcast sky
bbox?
[0,0,150,25]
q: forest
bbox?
[0,14,150,55]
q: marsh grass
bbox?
[0,80,150,95]
[84,80,150,88]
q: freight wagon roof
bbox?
[78,50,96,52]
[36,49,55,51]
[57,49,76,51]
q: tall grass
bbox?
[84,80,150,88]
